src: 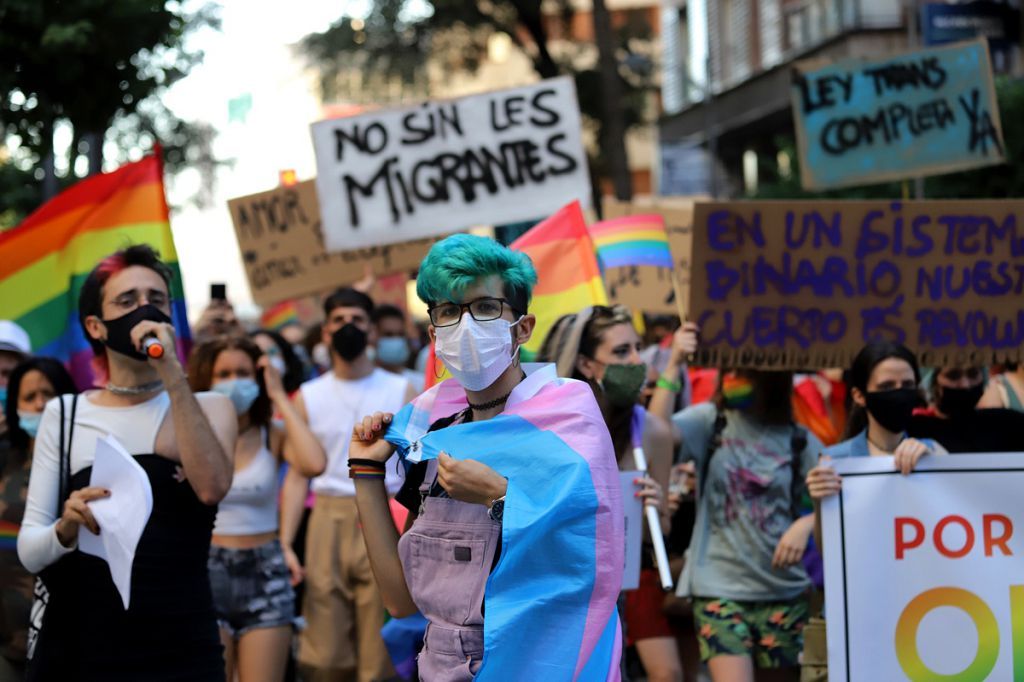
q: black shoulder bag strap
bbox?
[56,394,80,515]
[789,423,809,519]
[27,395,80,679]
[697,410,809,518]
[698,409,728,501]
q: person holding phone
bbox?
[194,283,241,343]
[187,335,326,682]
[17,244,237,680]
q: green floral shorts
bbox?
[692,597,808,668]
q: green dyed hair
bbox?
[416,234,537,314]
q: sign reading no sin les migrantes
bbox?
[792,38,1005,190]
[310,76,592,251]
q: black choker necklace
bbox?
[468,372,526,411]
[468,390,514,411]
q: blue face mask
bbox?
[17,411,42,438]
[0,386,7,411]
[376,337,411,366]
[212,378,261,416]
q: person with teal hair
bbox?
[414,233,537,322]
[348,233,625,681]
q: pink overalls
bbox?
[397,459,502,681]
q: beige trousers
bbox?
[298,495,395,682]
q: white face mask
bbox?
[434,314,522,391]
[312,343,331,368]
[268,353,287,376]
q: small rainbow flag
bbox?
[260,300,300,330]
[511,201,608,355]
[0,154,191,389]
[588,213,673,271]
[0,519,18,551]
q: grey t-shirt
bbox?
[672,402,822,601]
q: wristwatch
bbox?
[488,496,505,522]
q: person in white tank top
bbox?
[279,288,417,682]
[17,245,237,681]
[187,335,326,682]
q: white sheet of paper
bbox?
[619,470,643,591]
[78,435,154,609]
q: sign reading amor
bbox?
[227,180,437,307]
[792,39,1004,190]
[690,200,1024,369]
[821,454,1024,681]
[311,77,591,251]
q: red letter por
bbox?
[895,517,925,560]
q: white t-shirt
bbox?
[301,368,410,497]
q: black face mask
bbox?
[938,383,984,417]
[865,388,919,434]
[331,323,368,362]
[102,304,172,361]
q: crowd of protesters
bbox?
[3,239,1024,682]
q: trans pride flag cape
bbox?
[385,364,624,681]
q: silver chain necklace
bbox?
[106,378,164,396]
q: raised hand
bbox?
[350,412,397,463]
[806,455,841,500]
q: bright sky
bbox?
[163,0,370,320]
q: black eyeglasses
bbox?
[428,297,515,328]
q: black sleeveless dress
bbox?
[32,454,224,681]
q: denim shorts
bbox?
[208,539,296,637]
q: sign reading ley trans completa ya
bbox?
[791,39,1005,190]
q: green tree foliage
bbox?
[0,0,222,221]
[751,78,1024,200]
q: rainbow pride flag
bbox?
[0,155,190,389]
[386,364,623,680]
[260,300,300,330]
[511,201,608,355]
[588,213,673,271]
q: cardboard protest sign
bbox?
[690,200,1024,369]
[602,198,695,316]
[792,39,1004,190]
[311,77,591,251]
[821,454,1024,681]
[227,180,437,307]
